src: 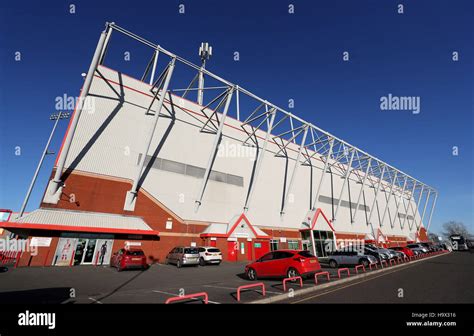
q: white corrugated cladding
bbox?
[14,208,153,232]
[55,65,420,237]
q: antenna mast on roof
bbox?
[197,42,212,105]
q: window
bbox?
[184,248,199,254]
[127,250,144,256]
[270,240,279,251]
[207,248,220,253]
[260,252,274,261]
[298,251,315,258]
[288,240,299,250]
[274,251,294,259]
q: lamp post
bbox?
[19,111,70,217]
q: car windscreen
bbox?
[127,250,144,256]
[184,248,199,254]
[298,251,315,258]
[207,248,220,253]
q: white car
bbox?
[198,247,222,266]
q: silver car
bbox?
[165,246,200,268]
[328,250,377,268]
[407,243,429,254]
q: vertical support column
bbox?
[243,110,276,212]
[19,113,62,217]
[332,149,355,223]
[351,158,372,223]
[412,185,425,230]
[401,182,417,229]
[281,126,308,215]
[419,189,432,229]
[195,87,234,212]
[367,165,386,226]
[43,26,110,204]
[380,171,398,227]
[391,176,407,229]
[236,86,240,121]
[124,58,176,211]
[310,138,334,211]
[426,191,438,231]
[197,65,205,105]
[149,49,160,85]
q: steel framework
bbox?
[44,22,438,234]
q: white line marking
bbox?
[88,297,103,304]
[152,290,220,304]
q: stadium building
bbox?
[1,23,438,267]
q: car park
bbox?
[407,243,429,254]
[245,250,321,280]
[327,250,377,268]
[111,249,148,272]
[165,246,200,268]
[198,247,222,266]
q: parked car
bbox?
[366,244,397,259]
[388,249,405,259]
[245,250,321,280]
[364,246,389,261]
[198,246,222,266]
[327,250,377,268]
[407,243,429,254]
[363,247,387,261]
[391,246,415,257]
[165,246,200,268]
[111,248,148,272]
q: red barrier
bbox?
[381,260,388,267]
[314,271,330,284]
[355,265,366,274]
[165,292,209,304]
[397,257,403,264]
[369,263,378,270]
[338,268,350,278]
[389,259,396,266]
[236,282,265,302]
[283,276,303,291]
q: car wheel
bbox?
[287,268,300,279]
[176,260,182,268]
[247,268,257,281]
[359,259,369,268]
[329,259,338,268]
[199,258,206,266]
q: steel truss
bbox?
[44,22,438,233]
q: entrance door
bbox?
[246,241,253,261]
[82,239,97,264]
[227,241,237,262]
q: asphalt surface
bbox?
[0,251,470,304]
[281,251,474,303]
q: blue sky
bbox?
[0,0,472,235]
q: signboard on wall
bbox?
[30,237,52,247]
[53,238,77,266]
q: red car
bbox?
[111,248,148,271]
[245,250,321,280]
[392,246,415,257]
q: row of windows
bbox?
[270,239,300,251]
[137,154,244,187]
[318,195,370,212]
[397,213,414,220]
